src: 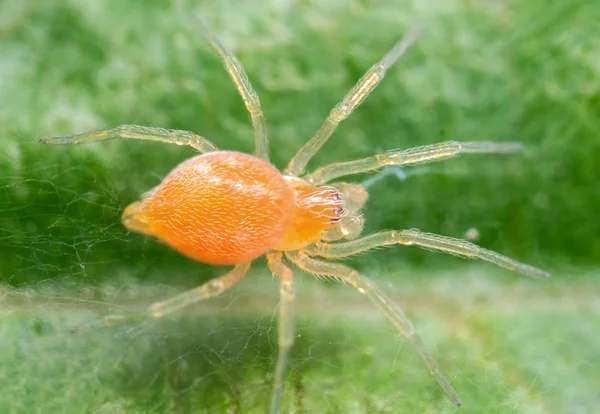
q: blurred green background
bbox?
[1,0,599,413]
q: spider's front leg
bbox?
[72,263,250,333]
[40,124,218,153]
[306,229,550,280]
[285,250,462,406]
[266,252,296,414]
[285,26,421,176]
[306,140,525,185]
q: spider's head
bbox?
[323,182,368,241]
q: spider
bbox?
[41,16,550,413]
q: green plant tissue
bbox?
[1,0,599,413]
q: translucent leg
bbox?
[195,16,269,161]
[40,124,218,153]
[72,263,251,333]
[306,229,550,280]
[266,252,295,414]
[285,26,421,177]
[306,140,524,185]
[321,213,364,241]
[285,251,462,406]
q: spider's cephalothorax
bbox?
[121,150,359,265]
[41,17,550,413]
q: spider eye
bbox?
[331,207,347,223]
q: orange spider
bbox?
[41,17,549,413]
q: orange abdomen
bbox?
[122,151,296,265]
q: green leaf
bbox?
[2,269,599,412]
[1,0,598,412]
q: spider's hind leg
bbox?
[40,125,218,153]
[194,16,269,161]
[72,263,251,333]
[266,252,296,414]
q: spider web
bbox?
[1,0,599,412]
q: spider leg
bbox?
[285,251,462,406]
[321,213,364,241]
[285,26,421,177]
[306,230,550,280]
[72,263,251,333]
[195,16,269,161]
[266,252,296,414]
[305,140,524,185]
[40,125,218,153]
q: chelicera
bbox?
[41,16,549,413]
